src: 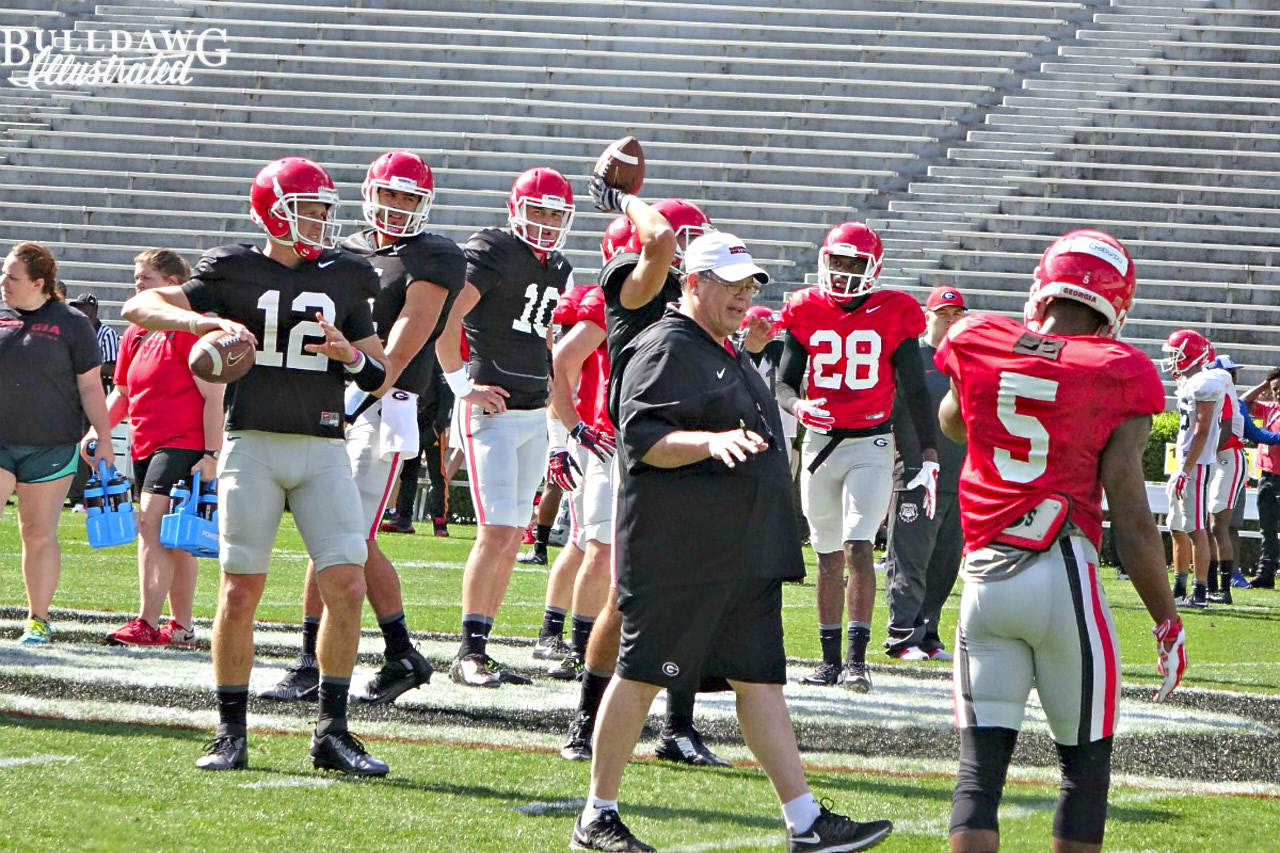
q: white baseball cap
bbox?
[684,231,770,285]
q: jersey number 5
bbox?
[513,284,559,336]
[994,371,1058,484]
[255,291,336,372]
[809,329,881,391]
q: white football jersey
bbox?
[1175,369,1226,466]
[1207,367,1244,443]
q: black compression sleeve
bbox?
[892,337,937,454]
[350,353,386,393]
[775,330,808,414]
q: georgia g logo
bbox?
[662,661,681,678]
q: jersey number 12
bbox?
[255,291,336,372]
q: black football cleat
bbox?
[561,711,594,762]
[655,726,730,767]
[571,810,655,852]
[799,662,842,687]
[311,731,389,777]
[195,734,248,771]
[787,803,893,852]
[532,633,572,661]
[259,655,319,701]
[353,647,433,705]
[548,654,585,681]
[516,548,548,566]
[840,660,872,693]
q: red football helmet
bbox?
[362,150,434,238]
[1162,329,1213,378]
[508,167,574,252]
[652,198,713,267]
[600,214,638,264]
[249,157,340,261]
[818,221,883,299]
[1024,229,1136,339]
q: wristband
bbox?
[188,315,199,334]
[547,413,570,447]
[343,350,366,373]
[444,367,474,398]
[350,352,386,393]
[618,193,636,217]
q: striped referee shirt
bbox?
[96,323,119,363]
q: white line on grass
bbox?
[0,754,79,768]
[238,778,336,790]
[663,835,781,853]
[515,799,584,815]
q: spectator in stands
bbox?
[0,242,113,645]
[69,292,119,392]
[884,285,967,661]
[382,359,454,537]
[84,249,223,647]
[1242,367,1280,588]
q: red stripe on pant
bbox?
[1085,559,1119,738]
[463,405,487,526]
[367,452,402,541]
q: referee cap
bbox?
[684,232,770,285]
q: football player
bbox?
[1204,352,1246,603]
[259,150,465,705]
[560,195,733,767]
[435,167,574,687]
[776,222,938,692]
[122,157,393,776]
[937,229,1184,853]
[1162,328,1226,610]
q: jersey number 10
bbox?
[513,284,559,337]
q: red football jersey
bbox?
[936,313,1166,552]
[553,283,593,327]
[781,287,925,428]
[114,325,208,460]
[571,286,613,435]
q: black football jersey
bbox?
[343,228,466,396]
[599,252,683,365]
[181,244,378,438]
[463,227,572,409]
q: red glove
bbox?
[1153,617,1186,703]
[548,447,582,491]
[570,421,615,463]
[792,397,835,433]
[1166,471,1188,500]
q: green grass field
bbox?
[2,511,1280,852]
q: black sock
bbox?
[664,688,695,733]
[460,615,491,658]
[570,615,595,658]
[535,524,551,553]
[216,685,249,739]
[1207,560,1220,592]
[540,606,567,640]
[1193,581,1207,601]
[378,610,413,659]
[1173,572,1187,595]
[819,624,842,667]
[847,622,871,665]
[301,616,321,660]
[1221,560,1235,583]
[578,668,611,720]
[316,676,350,737]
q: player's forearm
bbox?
[550,365,583,433]
[434,322,465,374]
[775,332,807,413]
[121,288,198,333]
[200,392,224,453]
[640,431,717,468]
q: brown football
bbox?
[594,135,645,194]
[189,329,255,384]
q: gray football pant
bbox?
[884,488,962,653]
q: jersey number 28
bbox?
[809,329,881,391]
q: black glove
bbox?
[589,173,633,214]
[570,421,616,463]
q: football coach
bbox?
[571,232,893,853]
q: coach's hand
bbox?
[1153,617,1186,702]
[570,421,615,463]
[906,461,940,519]
[548,447,582,491]
[707,429,768,469]
[792,397,835,434]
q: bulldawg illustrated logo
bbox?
[1,28,230,90]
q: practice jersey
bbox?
[935,313,1165,552]
[781,287,925,429]
[343,229,466,397]
[1206,366,1245,450]
[181,244,378,439]
[1175,369,1226,465]
[553,283,594,330]
[463,227,571,409]
[575,286,612,435]
[599,251,682,364]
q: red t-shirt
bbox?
[114,325,208,460]
[574,286,613,435]
[781,287,926,428]
[935,313,1166,552]
[1256,400,1280,474]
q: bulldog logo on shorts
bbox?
[662,662,680,677]
[899,502,919,523]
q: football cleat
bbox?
[195,734,248,771]
[353,647,433,705]
[548,654,585,681]
[925,647,953,662]
[378,511,415,535]
[18,616,51,645]
[449,653,530,687]
[787,803,893,853]
[433,515,450,537]
[798,662,842,687]
[106,617,165,647]
[259,655,320,701]
[533,634,572,661]
[160,620,197,648]
[561,711,594,761]
[1172,577,1187,599]
[1229,571,1250,588]
[841,661,873,693]
[655,726,730,767]
[886,646,929,661]
[571,811,655,852]
[1207,589,1233,605]
[1177,594,1207,611]
[516,548,548,566]
[311,731,388,777]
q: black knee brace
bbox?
[951,726,1019,836]
[1053,736,1112,845]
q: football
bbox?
[188,329,255,384]
[593,135,645,194]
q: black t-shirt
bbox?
[613,307,805,596]
[463,228,572,410]
[599,251,683,366]
[0,300,101,446]
[181,244,378,439]
[343,228,466,397]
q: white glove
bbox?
[1153,617,1186,703]
[905,461,940,519]
[1166,471,1188,500]
[792,397,835,434]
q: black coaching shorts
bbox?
[617,577,787,694]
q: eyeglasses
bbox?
[700,270,761,297]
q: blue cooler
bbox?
[159,472,219,559]
[84,457,137,549]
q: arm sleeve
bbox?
[619,343,693,466]
[775,330,807,415]
[891,336,937,454]
[891,393,922,480]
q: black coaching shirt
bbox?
[343,229,467,396]
[599,251,682,366]
[0,299,101,446]
[613,306,805,596]
[181,244,378,439]
[462,228,572,410]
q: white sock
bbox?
[581,796,619,826]
[782,792,822,834]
